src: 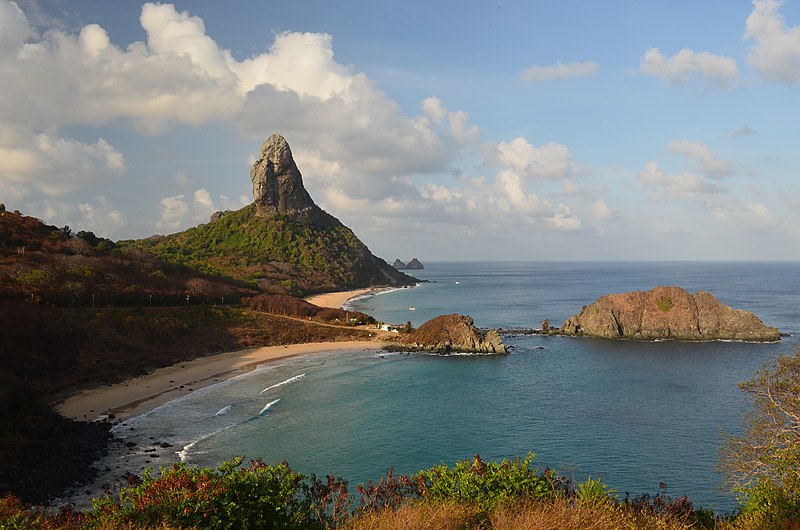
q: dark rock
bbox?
[398,314,507,354]
[209,210,231,222]
[406,258,424,270]
[561,286,780,342]
[392,259,407,269]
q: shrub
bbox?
[88,457,318,529]
[414,453,564,512]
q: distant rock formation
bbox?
[406,258,424,270]
[398,314,507,354]
[250,133,317,218]
[393,258,424,270]
[561,286,780,342]
[209,210,231,223]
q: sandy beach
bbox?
[57,340,379,422]
[304,287,373,309]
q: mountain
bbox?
[126,134,416,295]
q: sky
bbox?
[2,1,800,261]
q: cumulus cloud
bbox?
[0,132,125,197]
[638,161,727,199]
[155,187,248,231]
[745,0,800,84]
[640,47,739,88]
[492,137,575,180]
[2,0,597,243]
[23,195,125,238]
[667,139,734,178]
[518,60,600,83]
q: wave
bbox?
[260,373,305,394]
[214,405,232,416]
[259,399,281,415]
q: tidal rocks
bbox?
[561,286,780,342]
[399,314,507,354]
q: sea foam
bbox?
[260,373,305,393]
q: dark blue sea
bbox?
[109,262,800,513]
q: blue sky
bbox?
[2,1,800,260]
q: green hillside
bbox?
[123,204,413,295]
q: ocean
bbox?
[102,261,799,513]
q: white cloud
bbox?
[640,47,739,88]
[518,60,600,83]
[156,194,190,231]
[744,0,800,84]
[638,161,727,199]
[667,139,734,178]
[592,199,612,220]
[0,132,125,196]
[493,137,574,180]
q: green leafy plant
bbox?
[414,453,563,512]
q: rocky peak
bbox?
[250,133,316,218]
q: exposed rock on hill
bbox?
[561,286,780,342]
[251,134,318,219]
[128,133,416,294]
[398,314,507,354]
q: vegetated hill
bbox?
[123,203,407,295]
[0,208,257,306]
[122,134,416,295]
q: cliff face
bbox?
[250,134,315,218]
[561,286,780,342]
[399,314,507,354]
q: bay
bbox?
[109,261,800,514]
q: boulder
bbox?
[561,286,780,342]
[399,314,507,354]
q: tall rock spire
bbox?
[250,134,315,217]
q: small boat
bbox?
[408,307,416,311]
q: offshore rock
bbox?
[406,258,424,270]
[250,133,316,218]
[399,314,507,354]
[392,259,407,269]
[560,286,780,342]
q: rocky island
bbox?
[397,314,507,354]
[560,285,780,342]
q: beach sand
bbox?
[56,340,379,422]
[304,287,373,309]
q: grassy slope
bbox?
[124,204,409,295]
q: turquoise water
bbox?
[111,262,800,513]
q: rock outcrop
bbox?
[406,258,424,270]
[561,286,780,342]
[398,314,507,354]
[393,258,424,270]
[250,133,317,218]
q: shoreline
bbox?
[304,287,374,309]
[57,340,382,422]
